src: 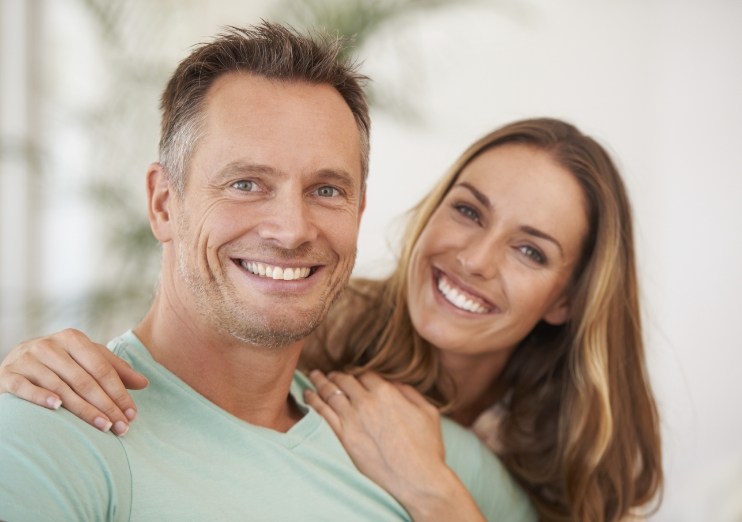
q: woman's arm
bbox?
[0,328,147,435]
[304,370,486,522]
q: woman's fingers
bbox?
[326,371,368,400]
[0,363,62,409]
[33,330,138,432]
[0,328,148,436]
[307,370,352,407]
[0,356,119,433]
[70,344,148,422]
[356,371,387,391]
[46,349,136,434]
[395,381,439,414]
[109,352,149,391]
[40,361,125,433]
[304,368,456,516]
[303,388,342,433]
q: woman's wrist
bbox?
[396,466,486,522]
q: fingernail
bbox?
[46,397,62,410]
[94,417,113,432]
[124,408,137,421]
[112,421,129,436]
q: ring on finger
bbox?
[323,389,346,403]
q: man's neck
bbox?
[134,299,305,433]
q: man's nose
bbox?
[257,194,318,249]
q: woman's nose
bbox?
[456,236,502,280]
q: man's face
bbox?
[163,73,364,348]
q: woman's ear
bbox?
[543,294,571,326]
[146,163,174,243]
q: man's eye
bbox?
[231,180,256,191]
[316,186,340,197]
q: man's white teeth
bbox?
[242,261,311,281]
[437,276,488,314]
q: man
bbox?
[0,22,531,520]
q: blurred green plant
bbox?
[275,0,477,119]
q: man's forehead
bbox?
[192,74,363,183]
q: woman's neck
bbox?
[440,349,512,427]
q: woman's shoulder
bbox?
[471,400,509,455]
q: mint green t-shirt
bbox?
[0,331,535,521]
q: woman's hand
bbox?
[304,370,485,522]
[0,328,148,435]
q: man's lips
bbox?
[237,259,316,281]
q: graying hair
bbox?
[158,21,371,195]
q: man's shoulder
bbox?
[290,370,314,404]
[440,416,537,522]
[0,392,126,454]
[106,329,145,363]
[439,415,498,475]
[0,394,132,521]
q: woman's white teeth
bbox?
[242,261,311,281]
[437,276,488,314]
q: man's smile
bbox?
[239,260,315,281]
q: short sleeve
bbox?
[0,394,132,522]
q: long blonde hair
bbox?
[304,118,662,521]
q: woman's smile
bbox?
[434,268,497,315]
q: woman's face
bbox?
[406,143,589,358]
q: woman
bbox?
[0,118,662,521]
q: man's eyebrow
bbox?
[453,181,564,258]
[215,162,278,179]
[213,163,357,188]
[315,168,358,190]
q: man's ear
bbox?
[147,162,174,243]
[357,189,367,224]
[543,294,571,326]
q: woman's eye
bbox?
[231,180,256,191]
[316,186,340,198]
[519,245,546,265]
[454,204,480,223]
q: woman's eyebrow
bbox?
[454,181,565,259]
[456,182,492,209]
[521,225,564,259]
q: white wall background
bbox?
[1,0,741,519]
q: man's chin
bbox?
[225,314,322,350]
[228,329,308,350]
